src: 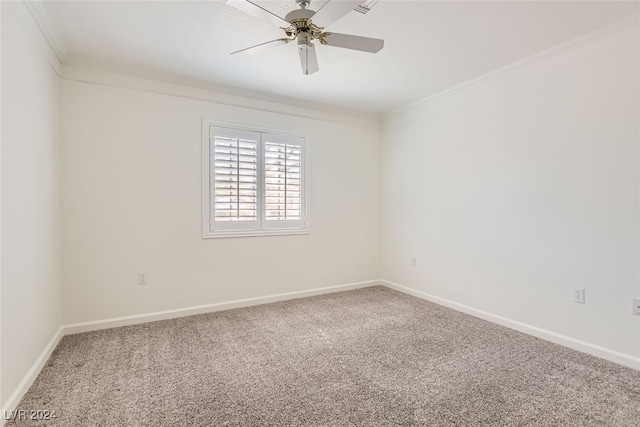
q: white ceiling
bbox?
[43,0,639,116]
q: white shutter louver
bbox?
[264,141,302,221]
[210,128,259,231]
[262,133,305,231]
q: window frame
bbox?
[202,119,310,239]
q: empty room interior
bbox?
[2,0,640,425]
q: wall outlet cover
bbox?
[573,288,585,304]
[633,298,640,316]
[138,273,148,285]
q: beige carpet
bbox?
[6,286,640,426]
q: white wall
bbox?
[1,2,62,410]
[381,25,640,365]
[60,72,381,324]
[1,6,638,416]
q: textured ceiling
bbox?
[43,1,639,116]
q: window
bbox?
[202,120,309,238]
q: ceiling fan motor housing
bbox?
[285,9,316,29]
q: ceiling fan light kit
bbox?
[227,0,384,75]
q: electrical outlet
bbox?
[633,298,640,316]
[138,273,148,285]
[410,256,417,267]
[573,288,585,304]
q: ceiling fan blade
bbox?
[321,32,384,53]
[231,38,291,56]
[226,0,291,28]
[311,0,361,28]
[298,43,319,75]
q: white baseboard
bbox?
[382,280,640,371]
[9,278,633,427]
[64,280,381,335]
[1,326,64,426]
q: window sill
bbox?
[202,229,310,239]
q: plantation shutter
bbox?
[204,123,307,237]
[210,127,259,231]
[262,133,305,230]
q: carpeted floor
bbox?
[6,286,640,426]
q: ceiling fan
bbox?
[226,0,384,75]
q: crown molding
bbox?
[61,62,381,129]
[19,0,379,123]
[60,58,382,123]
[384,12,640,121]
[5,0,63,76]
[23,0,68,63]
